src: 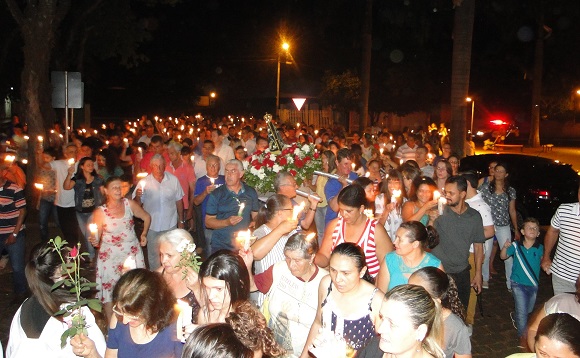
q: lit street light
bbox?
[466,97,475,135]
[276,42,290,113]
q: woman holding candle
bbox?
[376,169,406,240]
[366,159,382,182]
[302,243,384,357]
[316,184,394,278]
[241,232,328,357]
[155,229,201,325]
[63,156,104,261]
[376,221,443,292]
[400,163,422,196]
[96,148,124,181]
[402,176,438,226]
[92,176,151,323]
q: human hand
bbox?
[503,241,512,249]
[184,267,199,291]
[338,175,348,187]
[177,221,184,229]
[541,256,552,274]
[139,234,147,247]
[206,185,216,194]
[238,248,254,269]
[67,165,75,175]
[309,329,351,358]
[135,188,143,198]
[228,216,243,226]
[5,233,17,245]
[70,333,99,358]
[278,218,299,234]
[513,231,521,242]
[471,274,483,295]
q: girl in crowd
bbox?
[356,284,445,358]
[156,229,201,324]
[7,243,106,357]
[448,154,461,176]
[366,159,383,182]
[96,148,124,181]
[479,161,519,291]
[433,159,452,193]
[409,267,471,358]
[376,221,442,293]
[317,184,393,278]
[303,243,384,357]
[242,233,327,357]
[400,163,422,196]
[376,169,406,240]
[92,176,151,322]
[402,176,438,226]
[353,177,378,214]
[63,156,104,261]
[197,250,251,324]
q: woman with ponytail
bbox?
[376,221,443,293]
[7,243,106,357]
[410,267,472,358]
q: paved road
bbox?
[1,145,578,357]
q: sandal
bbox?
[0,255,9,270]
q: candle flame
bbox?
[89,223,98,233]
[34,183,44,190]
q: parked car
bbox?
[460,154,579,225]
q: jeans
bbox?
[0,231,27,294]
[204,229,214,258]
[481,237,494,281]
[39,199,59,242]
[76,211,96,259]
[511,280,538,337]
[495,225,513,290]
[146,227,175,270]
[57,206,80,246]
[450,267,472,309]
[314,206,328,246]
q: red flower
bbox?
[314,152,320,159]
[290,169,298,176]
[304,156,312,162]
[279,157,288,166]
[70,246,78,258]
[295,158,304,168]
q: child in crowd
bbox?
[500,217,544,349]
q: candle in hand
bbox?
[34,183,44,190]
[176,299,193,342]
[391,189,402,206]
[237,202,245,216]
[292,202,305,221]
[67,158,75,166]
[122,255,137,273]
[89,223,98,235]
[209,177,215,185]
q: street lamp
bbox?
[466,97,475,135]
[276,42,290,113]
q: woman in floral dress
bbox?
[92,176,151,323]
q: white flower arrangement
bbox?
[176,239,202,279]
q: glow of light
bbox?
[89,223,98,234]
[34,183,44,190]
[292,202,305,221]
[37,136,43,142]
[67,158,75,166]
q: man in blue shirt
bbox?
[205,159,260,254]
[324,148,358,225]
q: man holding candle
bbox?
[134,154,185,270]
[429,175,486,309]
[324,148,359,226]
[275,172,318,231]
[193,155,225,257]
[205,159,259,254]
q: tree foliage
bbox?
[319,70,361,113]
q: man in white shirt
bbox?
[49,143,79,245]
[416,145,434,178]
[211,129,235,165]
[395,134,418,163]
[134,154,184,270]
[138,124,155,146]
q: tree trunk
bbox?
[359,0,372,132]
[529,13,544,148]
[449,0,475,157]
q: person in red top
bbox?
[165,141,196,230]
[140,135,170,173]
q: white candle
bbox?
[89,223,98,235]
[438,196,446,215]
[209,177,215,185]
[380,148,384,155]
[136,172,147,179]
[292,202,305,221]
[236,230,253,251]
[68,158,75,166]
[391,189,401,205]
[122,255,137,273]
[34,183,44,190]
[237,202,245,216]
[37,136,44,142]
[5,155,15,163]
[176,299,193,342]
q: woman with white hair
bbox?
[156,229,201,323]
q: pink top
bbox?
[331,217,380,277]
[166,161,196,209]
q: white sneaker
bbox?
[482,281,489,289]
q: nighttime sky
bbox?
[2,0,580,123]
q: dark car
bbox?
[460,154,579,225]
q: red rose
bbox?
[314,152,320,159]
[295,159,304,168]
[279,157,288,166]
[304,156,312,162]
[290,169,298,176]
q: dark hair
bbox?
[410,267,466,322]
[336,148,351,162]
[74,156,98,181]
[199,250,250,317]
[203,139,216,149]
[181,145,193,156]
[460,171,479,189]
[331,243,374,283]
[409,176,437,202]
[400,163,421,188]
[183,323,253,358]
[322,150,337,173]
[26,243,76,316]
[150,135,163,144]
[535,313,580,355]
[398,221,439,250]
[43,147,58,158]
[182,137,193,147]
[522,217,540,228]
[433,159,453,180]
[284,232,319,258]
[353,176,373,189]
[255,194,291,228]
[97,148,120,175]
[404,160,419,169]
[104,176,122,188]
[489,161,514,200]
[445,175,468,193]
[113,268,177,332]
[337,184,368,208]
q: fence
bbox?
[277,109,334,128]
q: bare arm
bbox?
[373,223,394,263]
[401,200,437,222]
[527,304,548,352]
[129,199,151,246]
[375,257,390,293]
[205,214,243,229]
[471,243,484,293]
[509,199,520,241]
[300,196,319,230]
[483,225,495,239]
[63,165,76,190]
[314,218,338,268]
[541,226,559,274]
[176,199,184,229]
[251,219,297,260]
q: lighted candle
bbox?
[399,159,404,165]
[391,189,402,206]
[105,140,109,146]
[292,202,305,221]
[364,209,374,219]
[237,202,245,216]
[351,163,356,171]
[209,177,215,185]
[139,180,146,192]
[89,223,98,234]
[365,171,370,178]
[176,299,193,342]
[297,123,300,128]
[136,172,147,179]
[437,195,446,215]
[68,158,75,166]
[122,255,137,274]
[4,155,15,163]
[236,230,254,251]
[314,129,319,135]
[21,159,28,164]
[34,183,44,190]
[123,138,128,144]
[190,155,195,163]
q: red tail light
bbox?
[531,189,550,200]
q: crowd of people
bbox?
[1,114,580,357]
